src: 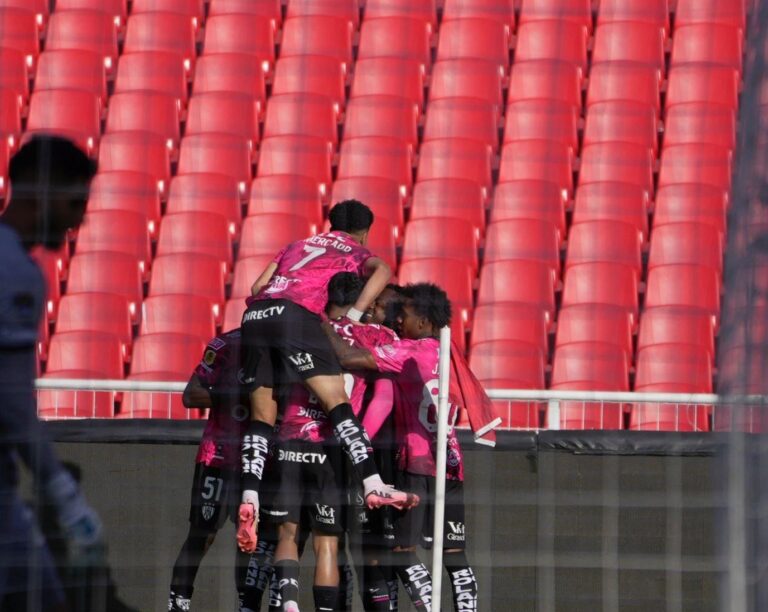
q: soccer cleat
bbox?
[237,503,258,553]
[365,485,420,511]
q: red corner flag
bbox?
[448,339,502,447]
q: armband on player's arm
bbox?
[321,321,378,370]
[353,257,391,317]
[182,374,213,408]
[251,261,279,296]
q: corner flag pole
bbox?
[431,325,452,611]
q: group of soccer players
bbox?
[169,200,485,611]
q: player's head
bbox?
[328,199,374,245]
[5,135,97,250]
[368,283,406,328]
[326,271,364,319]
[397,283,452,339]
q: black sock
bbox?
[267,570,282,612]
[236,540,276,611]
[328,403,378,481]
[241,420,274,493]
[168,587,193,611]
[314,585,339,612]
[169,530,209,609]
[337,550,354,611]
[393,552,433,611]
[444,552,478,612]
[361,564,390,611]
[274,559,300,606]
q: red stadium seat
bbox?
[35,50,108,111]
[114,52,188,110]
[0,0,47,27]
[56,293,132,354]
[239,213,315,259]
[350,58,426,110]
[0,48,28,106]
[106,91,181,153]
[364,0,437,29]
[140,294,217,339]
[26,90,100,156]
[231,255,274,299]
[358,17,432,67]
[264,93,338,148]
[285,0,359,27]
[155,211,233,272]
[550,342,628,429]
[186,93,261,152]
[514,21,588,75]
[507,60,582,111]
[429,59,504,110]
[556,304,633,360]
[0,88,20,150]
[366,217,398,270]
[281,15,354,67]
[344,96,419,149]
[149,254,226,312]
[477,260,556,321]
[491,180,566,237]
[99,132,171,196]
[47,331,125,375]
[566,221,642,278]
[0,140,6,200]
[338,137,414,193]
[469,340,544,428]
[583,101,658,154]
[484,219,561,276]
[424,98,499,152]
[587,62,660,113]
[417,138,493,191]
[637,306,716,359]
[210,0,282,28]
[675,0,745,30]
[178,134,252,198]
[657,144,732,192]
[648,223,723,273]
[124,12,196,77]
[652,184,727,235]
[666,65,740,110]
[579,143,654,196]
[592,22,665,76]
[670,24,743,71]
[442,0,515,30]
[37,308,49,364]
[119,371,192,419]
[644,264,720,323]
[273,55,347,111]
[436,18,510,73]
[46,10,118,74]
[193,53,266,104]
[0,8,40,69]
[632,344,712,431]
[561,263,638,323]
[663,103,736,150]
[167,174,241,233]
[75,210,152,279]
[402,218,479,273]
[471,303,548,352]
[130,332,206,377]
[87,171,162,238]
[250,175,324,225]
[504,100,579,150]
[572,182,649,242]
[257,136,333,194]
[56,0,127,30]
[499,140,574,196]
[410,179,486,234]
[519,0,592,31]
[131,0,204,31]
[331,177,406,237]
[397,258,474,323]
[597,0,668,32]
[31,248,62,320]
[223,298,246,333]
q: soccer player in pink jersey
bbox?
[323,283,480,611]
[238,200,418,557]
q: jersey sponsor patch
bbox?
[208,337,227,350]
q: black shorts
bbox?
[241,299,342,389]
[188,463,240,532]
[391,472,467,550]
[261,439,344,535]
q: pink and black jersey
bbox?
[372,337,464,481]
[278,385,331,443]
[255,232,373,316]
[194,330,250,470]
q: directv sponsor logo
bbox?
[242,305,285,322]
[278,449,327,464]
[297,406,325,420]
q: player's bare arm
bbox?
[250,261,278,296]
[321,321,378,370]
[348,256,392,321]
[182,374,213,409]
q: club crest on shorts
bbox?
[202,503,215,521]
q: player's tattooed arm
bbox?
[182,374,213,408]
[321,321,378,371]
[251,261,279,295]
